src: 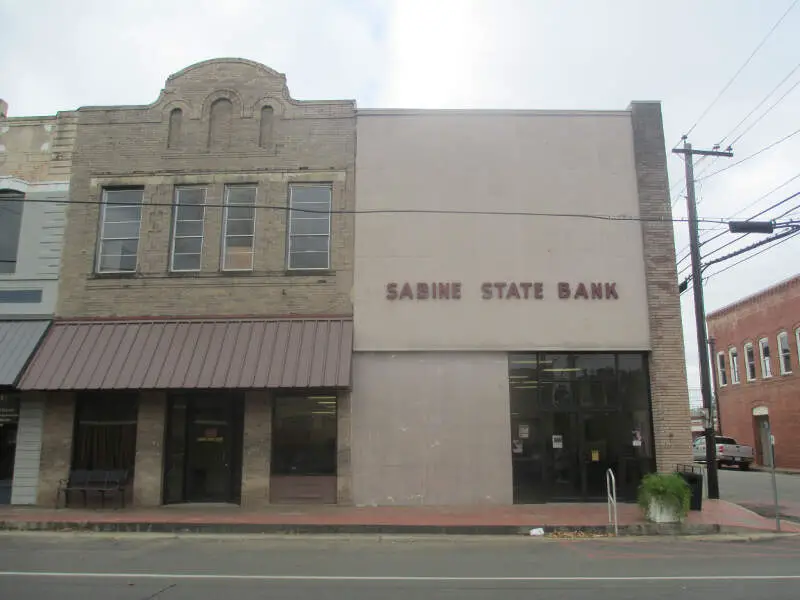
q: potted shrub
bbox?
[637,472,691,524]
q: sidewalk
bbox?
[0,500,796,536]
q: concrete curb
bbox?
[0,520,778,537]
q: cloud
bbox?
[0,0,388,114]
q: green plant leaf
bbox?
[637,472,691,518]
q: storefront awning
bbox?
[0,320,50,387]
[18,318,352,390]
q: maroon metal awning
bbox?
[18,318,352,390]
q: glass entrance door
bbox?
[581,411,619,500]
[163,393,244,504]
[186,397,233,502]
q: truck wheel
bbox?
[740,463,751,471]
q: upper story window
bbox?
[97,188,143,273]
[0,189,24,274]
[758,337,772,378]
[287,184,331,270]
[222,185,257,271]
[716,352,727,386]
[729,347,740,384]
[797,328,800,371]
[744,343,756,381]
[777,331,792,375]
[171,187,206,272]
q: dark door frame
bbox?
[162,392,244,505]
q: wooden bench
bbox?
[57,469,130,508]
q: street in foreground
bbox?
[0,532,799,599]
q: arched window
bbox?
[167,108,183,148]
[208,98,233,150]
[259,105,274,148]
[0,189,24,274]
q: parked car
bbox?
[693,436,754,470]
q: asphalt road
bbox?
[718,467,800,520]
[1,533,799,599]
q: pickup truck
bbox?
[693,436,754,470]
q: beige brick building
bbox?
[19,59,356,508]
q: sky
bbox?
[2,0,798,398]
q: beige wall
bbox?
[351,352,512,505]
[37,393,75,507]
[0,113,76,183]
[354,111,650,352]
[133,392,166,506]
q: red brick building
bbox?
[707,275,800,469]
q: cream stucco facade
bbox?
[353,110,650,352]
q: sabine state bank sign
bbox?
[386,281,619,301]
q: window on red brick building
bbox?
[744,343,756,381]
[796,328,800,370]
[716,352,727,386]
[759,338,772,378]
[729,347,740,384]
[777,332,792,375]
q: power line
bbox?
[729,73,800,146]
[697,126,800,182]
[704,228,800,281]
[699,188,800,248]
[681,0,800,141]
[13,195,741,225]
[676,180,800,266]
[702,225,800,269]
[719,60,800,146]
[700,201,800,262]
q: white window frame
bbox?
[287,183,332,271]
[221,184,257,272]
[777,331,792,375]
[96,188,143,274]
[744,342,756,381]
[796,328,800,371]
[758,337,772,378]
[716,351,727,386]
[170,186,206,272]
[729,347,740,384]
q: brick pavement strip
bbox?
[0,500,795,536]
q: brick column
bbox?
[241,391,271,508]
[133,392,166,506]
[630,101,693,471]
[37,393,75,507]
[337,391,353,504]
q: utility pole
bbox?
[672,139,733,500]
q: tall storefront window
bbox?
[509,352,654,503]
[72,393,138,471]
[270,395,338,504]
